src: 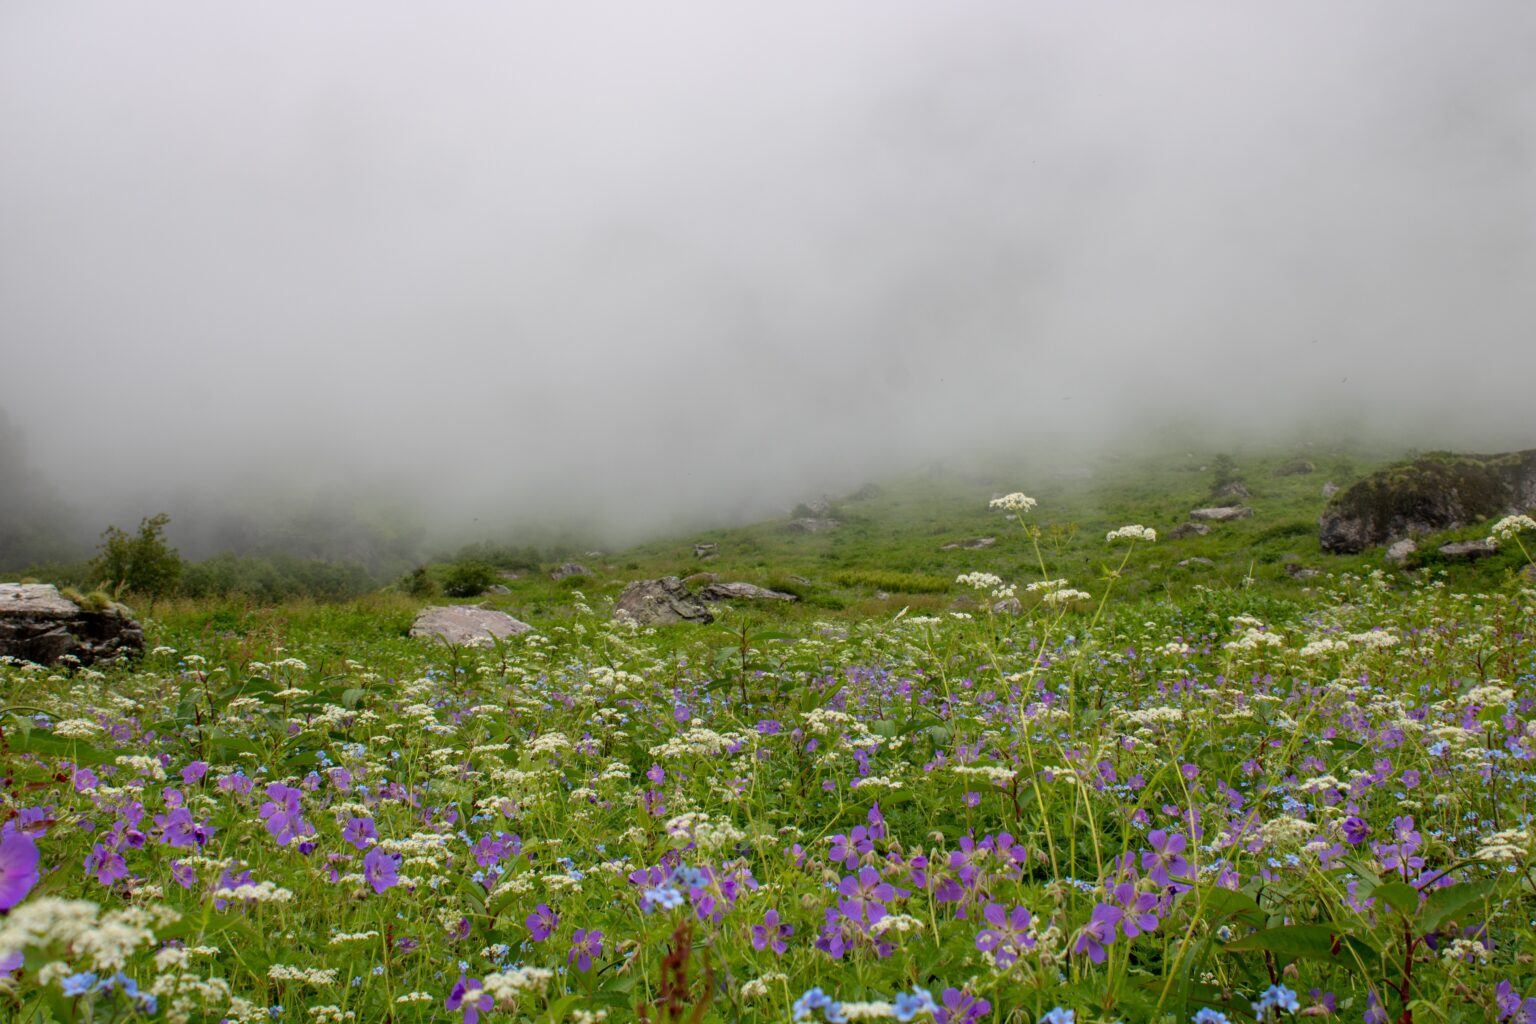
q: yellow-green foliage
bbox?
[831,569,951,593]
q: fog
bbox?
[3,2,1535,559]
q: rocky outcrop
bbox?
[1168,523,1212,540]
[1275,460,1316,476]
[698,582,797,603]
[614,577,714,626]
[1211,482,1250,501]
[549,563,591,581]
[1386,539,1418,566]
[694,543,718,559]
[410,605,533,645]
[0,584,144,666]
[1319,450,1536,554]
[787,517,839,533]
[1190,506,1254,522]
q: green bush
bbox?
[93,513,182,601]
[441,559,496,598]
[831,569,951,593]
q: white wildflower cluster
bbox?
[1158,641,1194,657]
[327,930,380,945]
[664,812,746,853]
[1225,629,1284,652]
[52,718,103,739]
[1474,828,1530,864]
[1026,579,1069,593]
[868,913,926,937]
[989,492,1037,512]
[838,1001,902,1020]
[950,764,1018,785]
[741,972,788,1001]
[1346,631,1401,649]
[150,971,235,1024]
[1039,588,1091,607]
[308,1007,356,1023]
[267,965,338,986]
[395,992,435,1004]
[1254,815,1317,849]
[1440,937,1492,964]
[0,898,179,971]
[1461,684,1515,708]
[1299,638,1350,657]
[956,572,1004,591]
[1106,525,1156,543]
[1490,515,1536,541]
[648,726,741,759]
[480,965,555,1004]
[213,881,294,903]
[115,754,167,780]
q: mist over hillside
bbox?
[3,2,1534,564]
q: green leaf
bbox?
[1420,879,1498,932]
[1199,886,1267,929]
[1369,880,1421,917]
[1224,924,1376,973]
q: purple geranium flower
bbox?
[936,987,991,1024]
[1141,830,1190,886]
[526,903,558,940]
[0,827,41,910]
[363,846,400,894]
[446,974,494,1024]
[1072,903,1123,964]
[975,902,1036,967]
[84,842,128,887]
[752,908,793,954]
[342,817,377,850]
[568,928,603,971]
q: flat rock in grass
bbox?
[1211,482,1251,501]
[0,583,144,666]
[1190,506,1254,522]
[613,577,714,626]
[694,543,718,559]
[681,572,719,587]
[1177,557,1214,568]
[1322,481,1340,498]
[410,605,532,645]
[698,582,797,603]
[1275,459,1316,476]
[1168,523,1212,540]
[1439,539,1498,561]
[1285,564,1321,580]
[992,597,1023,614]
[940,537,996,551]
[549,563,591,581]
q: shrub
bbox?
[92,512,182,602]
[441,559,496,598]
[831,569,951,593]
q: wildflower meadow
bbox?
[3,499,1536,1024]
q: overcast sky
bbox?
[3,2,1534,543]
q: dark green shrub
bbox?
[93,513,182,601]
[441,559,495,597]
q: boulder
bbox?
[681,572,719,588]
[1168,523,1212,540]
[1319,450,1536,554]
[614,577,714,626]
[1321,482,1340,499]
[1190,506,1254,522]
[1211,482,1251,501]
[1385,539,1418,566]
[1284,564,1321,580]
[1438,539,1498,561]
[485,584,511,595]
[693,543,718,559]
[549,563,591,581]
[787,517,839,533]
[1275,459,1316,476]
[410,605,532,645]
[698,582,797,603]
[991,597,1023,614]
[0,584,144,667]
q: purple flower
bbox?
[1072,903,1122,964]
[84,842,128,887]
[446,974,494,1024]
[838,866,898,920]
[975,903,1035,966]
[0,827,40,910]
[181,761,208,786]
[258,784,314,846]
[1112,882,1161,939]
[1141,830,1190,886]
[935,987,991,1024]
[363,846,400,894]
[1499,981,1536,1024]
[1342,816,1369,845]
[752,909,793,954]
[342,817,377,850]
[568,928,603,971]
[526,903,558,940]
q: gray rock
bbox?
[788,575,813,586]
[550,563,591,581]
[1190,506,1254,522]
[1385,539,1418,566]
[614,577,714,626]
[410,605,533,645]
[1275,459,1316,476]
[1321,482,1340,499]
[1284,564,1321,580]
[0,583,144,667]
[940,537,996,551]
[698,582,797,603]
[1319,450,1536,554]
[497,569,525,580]
[787,517,840,533]
[1177,557,1214,568]
[484,584,511,595]
[681,572,719,588]
[1168,523,1212,540]
[848,483,884,501]
[1438,539,1499,561]
[1211,482,1251,501]
[992,597,1023,614]
[694,543,718,559]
